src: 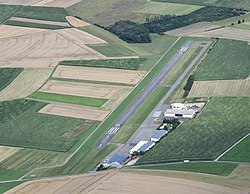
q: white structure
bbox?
[170,103,188,110]
[151,130,168,142]
[164,109,197,119]
[129,141,148,155]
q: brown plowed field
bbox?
[0,30,106,68]
[39,104,110,121]
[0,146,21,163]
[0,0,40,5]
[0,25,48,40]
[65,16,90,27]
[53,66,146,85]
[32,0,82,7]
[0,68,53,101]
[39,80,127,99]
[6,171,243,194]
[188,79,250,97]
[9,17,70,27]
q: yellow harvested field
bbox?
[0,25,48,39]
[0,68,53,101]
[39,104,110,121]
[39,80,129,99]
[53,66,146,85]
[65,16,90,27]
[188,79,250,97]
[9,17,70,27]
[6,171,242,194]
[0,146,21,163]
[32,0,82,7]
[0,0,40,5]
[0,30,106,68]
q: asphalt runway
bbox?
[96,41,193,148]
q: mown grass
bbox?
[4,20,70,29]
[0,99,84,151]
[138,97,250,164]
[59,58,145,70]
[221,135,250,163]
[30,92,107,107]
[0,4,21,23]
[0,168,26,181]
[0,182,23,194]
[194,39,250,80]
[136,162,238,176]
[0,68,23,91]
[14,6,69,22]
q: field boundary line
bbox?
[19,36,182,180]
[215,132,250,161]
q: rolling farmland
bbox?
[0,68,23,91]
[133,1,203,15]
[188,79,250,97]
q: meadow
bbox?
[194,39,250,80]
[0,68,23,91]
[136,162,238,176]
[59,58,145,70]
[0,99,85,151]
[30,92,107,107]
[138,97,250,164]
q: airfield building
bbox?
[150,130,168,142]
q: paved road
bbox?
[96,41,194,148]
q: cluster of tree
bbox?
[158,118,180,131]
[231,19,245,25]
[105,6,246,43]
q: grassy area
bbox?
[0,68,23,91]
[4,20,70,29]
[112,86,169,143]
[0,99,85,151]
[133,1,203,15]
[138,97,250,164]
[194,39,250,81]
[0,168,26,181]
[59,58,145,70]
[0,4,21,23]
[67,0,148,26]
[14,6,69,22]
[221,135,250,163]
[0,182,23,194]
[215,12,250,27]
[136,162,238,176]
[153,0,250,10]
[30,92,107,107]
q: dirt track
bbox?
[6,171,242,194]
[40,80,126,99]
[39,104,110,121]
[53,66,146,85]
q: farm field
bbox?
[0,146,21,163]
[0,68,52,102]
[0,29,106,68]
[215,12,250,27]
[133,1,203,15]
[0,0,40,5]
[52,65,146,85]
[137,162,238,176]
[188,79,250,97]
[6,171,243,194]
[0,99,85,151]
[0,68,23,91]
[65,16,90,27]
[39,103,110,121]
[30,92,107,107]
[0,4,21,23]
[153,0,250,10]
[33,0,82,8]
[138,97,250,164]
[39,80,126,99]
[59,58,144,70]
[194,39,250,81]
[221,135,250,163]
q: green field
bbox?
[133,1,203,15]
[4,20,70,29]
[215,12,250,27]
[138,97,250,164]
[153,0,250,10]
[0,68,23,91]
[67,0,148,26]
[59,58,145,70]
[194,39,250,81]
[30,92,107,107]
[221,135,250,163]
[0,168,26,181]
[0,99,85,151]
[0,182,23,194]
[14,6,68,22]
[0,4,21,23]
[136,162,238,176]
